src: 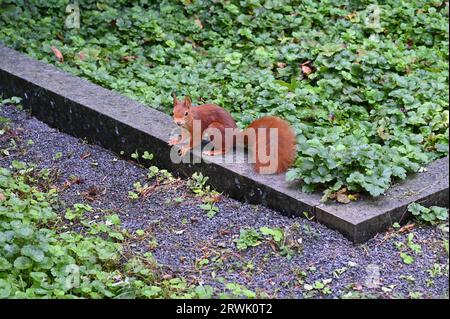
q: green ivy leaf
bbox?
[21,245,45,262]
[14,256,33,270]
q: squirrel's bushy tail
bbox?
[242,116,297,174]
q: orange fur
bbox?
[244,116,297,174]
[172,95,237,151]
[170,95,296,174]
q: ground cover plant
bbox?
[0,0,448,198]
[0,106,223,299]
[0,151,211,298]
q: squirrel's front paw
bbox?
[168,136,181,146]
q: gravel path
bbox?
[0,104,448,299]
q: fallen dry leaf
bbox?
[329,113,336,121]
[194,18,203,29]
[51,46,64,63]
[398,223,415,233]
[56,33,65,42]
[328,192,337,200]
[336,193,351,204]
[377,127,389,140]
[353,283,363,291]
[80,151,91,160]
[345,12,358,20]
[300,60,316,77]
[82,185,104,201]
[301,65,313,76]
[122,55,138,62]
[209,193,222,203]
[219,229,230,236]
[268,239,278,252]
[61,176,82,191]
[140,184,158,198]
[77,51,87,61]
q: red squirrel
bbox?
[169,95,296,174]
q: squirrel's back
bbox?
[192,104,237,129]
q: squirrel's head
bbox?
[172,94,192,127]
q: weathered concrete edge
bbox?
[1,43,448,243]
[316,158,449,243]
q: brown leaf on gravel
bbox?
[219,229,230,236]
[61,176,82,191]
[140,184,158,198]
[51,46,64,63]
[80,151,91,160]
[208,193,222,203]
[353,283,363,291]
[398,223,415,233]
[216,241,227,248]
[336,193,351,204]
[148,241,158,250]
[82,185,105,201]
[268,239,278,252]
[62,180,72,191]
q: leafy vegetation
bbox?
[0,161,214,298]
[303,278,333,296]
[234,226,300,258]
[0,0,448,196]
[187,172,221,218]
[408,202,449,224]
[395,233,422,265]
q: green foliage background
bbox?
[0,0,448,196]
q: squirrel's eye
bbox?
[184,111,189,116]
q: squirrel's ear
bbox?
[184,96,192,109]
[173,92,178,105]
